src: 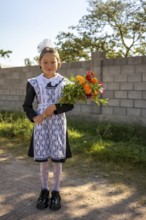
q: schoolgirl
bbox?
[23,39,74,210]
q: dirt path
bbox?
[0,153,146,220]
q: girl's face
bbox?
[39,53,58,78]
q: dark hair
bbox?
[39,47,61,69]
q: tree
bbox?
[0,49,12,67]
[0,49,12,58]
[56,32,90,62]
[24,58,32,66]
[55,0,146,62]
[24,57,38,66]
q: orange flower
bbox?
[83,83,92,94]
[91,77,98,84]
[75,75,86,85]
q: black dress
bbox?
[23,73,74,163]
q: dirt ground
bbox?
[0,152,146,220]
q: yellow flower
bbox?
[75,75,86,85]
[83,83,92,94]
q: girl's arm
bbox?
[23,82,37,122]
[42,103,74,118]
[54,104,74,114]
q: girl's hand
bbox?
[43,105,57,118]
[33,115,44,124]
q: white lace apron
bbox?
[28,73,68,161]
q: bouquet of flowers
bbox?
[60,70,108,106]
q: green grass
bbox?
[0,111,146,168]
[1,111,146,194]
[0,110,33,139]
[66,117,146,193]
[68,117,146,167]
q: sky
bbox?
[0,0,89,67]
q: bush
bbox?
[0,111,33,139]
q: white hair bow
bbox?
[37,39,56,53]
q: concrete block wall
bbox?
[102,56,146,125]
[0,52,146,125]
[0,66,40,111]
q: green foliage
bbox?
[12,118,33,139]
[24,57,38,66]
[0,111,146,168]
[0,49,12,66]
[95,121,146,145]
[24,58,32,66]
[0,49,12,58]
[0,111,33,140]
[55,0,146,62]
[56,32,90,62]
[68,117,146,167]
[0,110,25,123]
[60,81,85,104]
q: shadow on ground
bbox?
[0,151,146,220]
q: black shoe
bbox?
[49,190,61,210]
[36,189,49,209]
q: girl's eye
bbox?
[43,61,56,64]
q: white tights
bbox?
[40,161,62,192]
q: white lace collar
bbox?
[38,73,64,87]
